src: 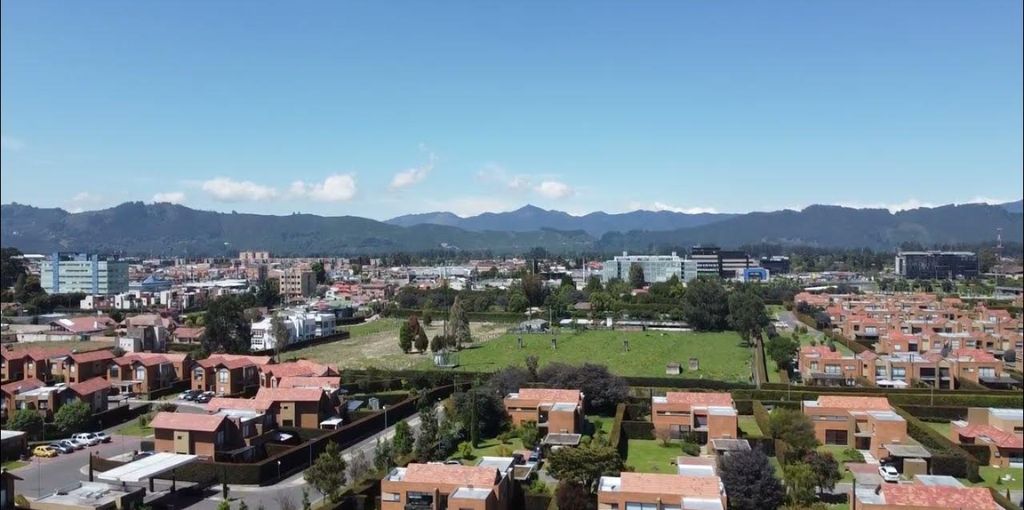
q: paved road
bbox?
[11,435,145,499]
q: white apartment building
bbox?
[250,310,337,352]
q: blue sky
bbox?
[2,1,1021,219]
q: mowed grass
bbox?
[341,318,404,337]
[418,329,752,379]
[924,421,951,438]
[4,340,112,352]
[738,415,764,438]
[626,439,683,474]
[970,466,1024,491]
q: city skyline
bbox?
[2,1,1022,219]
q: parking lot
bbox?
[12,434,146,499]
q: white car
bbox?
[72,432,101,446]
[59,439,85,451]
[879,465,900,483]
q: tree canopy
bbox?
[681,277,730,331]
[203,295,252,354]
[717,448,785,510]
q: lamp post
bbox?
[277,460,282,482]
[383,405,389,430]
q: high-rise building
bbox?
[40,253,129,295]
[895,251,979,280]
[760,256,791,274]
[276,268,316,299]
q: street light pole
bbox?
[277,460,282,482]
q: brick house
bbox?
[172,327,205,344]
[53,349,115,384]
[1,347,70,383]
[192,354,268,396]
[254,387,331,429]
[950,408,1023,468]
[150,412,230,458]
[68,376,113,413]
[651,392,737,443]
[598,472,727,510]
[503,388,583,434]
[108,352,191,395]
[797,346,866,386]
[854,479,999,509]
[381,459,514,510]
[802,396,908,460]
[259,359,337,388]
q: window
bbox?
[626,503,658,510]
[135,366,146,381]
[194,368,204,380]
[825,365,841,375]
[810,361,819,372]
[892,367,906,381]
[824,429,848,445]
[979,368,995,378]
[110,366,119,378]
[218,370,229,383]
[39,401,49,410]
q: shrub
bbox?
[680,441,700,456]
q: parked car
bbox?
[60,438,86,450]
[49,442,73,454]
[94,432,112,443]
[528,447,542,463]
[33,445,59,458]
[179,390,201,401]
[879,465,900,483]
[72,432,102,446]
[443,460,462,465]
[195,392,213,404]
[134,450,156,460]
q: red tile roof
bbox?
[1,346,72,361]
[69,349,115,363]
[800,345,843,359]
[69,376,112,396]
[205,397,274,413]
[514,388,581,403]
[173,327,205,339]
[198,354,272,369]
[954,424,1024,449]
[255,387,326,403]
[402,463,500,487]
[663,392,733,407]
[1,377,45,395]
[262,360,336,377]
[150,411,226,433]
[616,472,722,498]
[880,484,999,509]
[113,352,189,367]
[276,377,341,389]
[816,396,891,411]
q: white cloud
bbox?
[651,201,719,214]
[67,192,107,213]
[834,198,936,212]
[436,197,516,217]
[534,180,574,199]
[292,174,358,202]
[1,135,25,152]
[965,196,1013,205]
[389,150,436,190]
[152,192,186,204]
[477,164,532,191]
[201,178,278,202]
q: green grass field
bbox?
[923,421,951,438]
[625,439,682,473]
[738,415,764,438]
[970,466,1024,490]
[418,329,753,379]
[115,420,154,437]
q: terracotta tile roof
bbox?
[205,397,274,413]
[1,377,45,395]
[2,346,72,361]
[515,388,581,403]
[800,345,842,359]
[198,354,272,369]
[262,360,336,377]
[402,463,500,487]
[954,424,1024,449]
[663,392,733,407]
[69,349,115,363]
[276,376,341,389]
[255,387,326,403]
[124,313,178,328]
[113,352,189,366]
[816,396,891,411]
[150,411,226,433]
[69,376,112,396]
[880,484,999,509]
[616,472,722,498]
[174,327,205,339]
[951,348,998,362]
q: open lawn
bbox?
[4,340,112,352]
[969,466,1024,491]
[115,420,154,437]
[923,421,951,438]
[738,415,763,438]
[285,320,507,370]
[417,329,753,379]
[450,437,526,464]
[625,439,684,474]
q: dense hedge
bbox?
[752,401,772,440]
[892,406,980,481]
[734,400,754,415]
[620,420,654,440]
[736,389,1023,409]
[900,405,968,421]
[959,444,991,466]
[609,403,626,456]
[991,487,1024,510]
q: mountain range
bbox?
[1,200,1020,256]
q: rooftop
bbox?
[599,472,723,499]
[510,388,581,404]
[150,412,226,432]
[34,482,141,507]
[395,463,501,487]
[877,484,999,510]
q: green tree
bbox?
[253,279,281,308]
[584,276,603,294]
[414,325,429,353]
[768,408,819,462]
[628,263,646,289]
[393,420,413,457]
[373,438,395,472]
[304,441,347,502]
[681,277,730,331]
[545,444,624,492]
[270,314,291,361]
[728,290,770,344]
[717,449,785,510]
[766,335,800,371]
[310,261,327,284]
[203,295,252,354]
[53,400,92,436]
[414,403,441,460]
[453,387,507,442]
[5,409,44,440]
[803,451,842,496]
[0,247,27,289]
[782,462,817,506]
[518,421,540,449]
[301,489,311,510]
[398,320,414,354]
[555,481,595,510]
[507,291,528,313]
[449,296,471,348]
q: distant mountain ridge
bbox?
[386,205,735,236]
[1,200,1020,256]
